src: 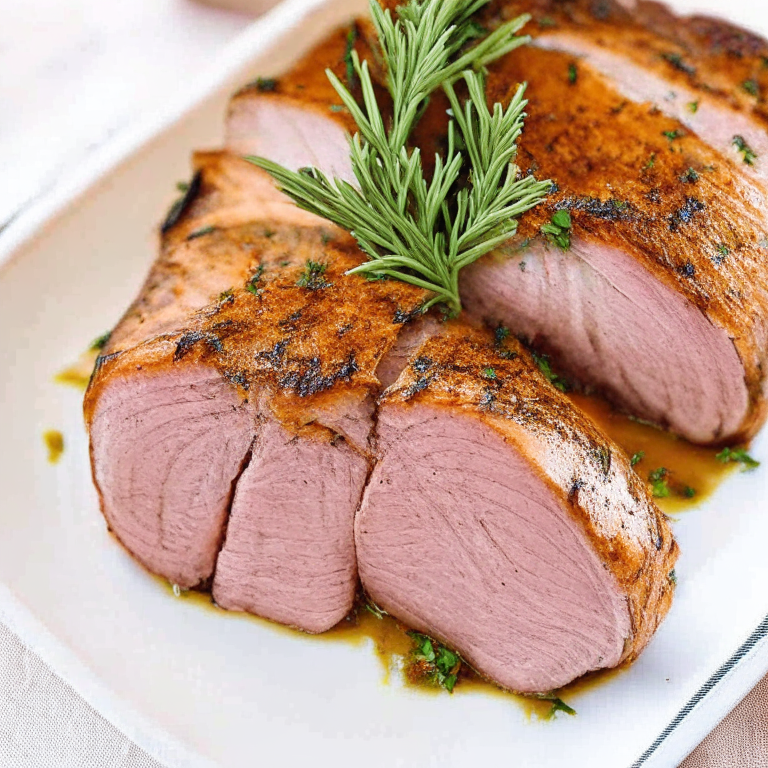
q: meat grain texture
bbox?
[86,151,677,693]
[227,3,768,445]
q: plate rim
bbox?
[2,0,768,765]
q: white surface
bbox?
[1,0,768,767]
[0,0,251,233]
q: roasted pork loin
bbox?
[227,11,768,445]
[85,151,677,692]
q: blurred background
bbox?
[0,0,258,235]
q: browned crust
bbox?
[382,323,678,663]
[479,45,768,444]
[85,152,426,450]
[479,0,768,133]
[83,142,680,672]
[230,15,768,443]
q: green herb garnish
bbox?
[407,632,461,693]
[246,264,265,296]
[680,167,698,183]
[90,332,112,351]
[687,100,699,113]
[541,209,572,250]
[483,367,497,379]
[364,602,387,619]
[649,467,671,498]
[742,79,759,97]
[716,447,760,470]
[668,569,678,586]
[532,693,577,719]
[733,135,758,165]
[249,0,550,315]
[532,351,567,392]
[568,62,578,84]
[660,52,696,76]
[297,260,331,290]
[631,451,645,467]
[663,129,685,143]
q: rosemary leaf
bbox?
[248,0,549,314]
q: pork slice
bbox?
[86,151,425,631]
[356,325,678,693]
[223,27,768,443]
[473,45,768,443]
[496,0,768,183]
[227,25,362,182]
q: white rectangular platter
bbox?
[1,1,768,766]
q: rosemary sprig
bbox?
[248,0,549,314]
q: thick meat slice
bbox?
[498,0,768,183]
[85,151,424,632]
[88,150,678,685]
[462,45,768,444]
[357,326,677,694]
[225,23,768,444]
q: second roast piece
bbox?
[226,15,768,445]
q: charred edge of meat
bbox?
[556,196,636,222]
[162,171,202,234]
[394,306,425,325]
[668,197,706,232]
[174,330,224,362]
[279,352,359,397]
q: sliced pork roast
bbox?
[85,151,425,633]
[87,150,677,689]
[225,16,768,445]
[500,0,768,184]
[357,325,677,693]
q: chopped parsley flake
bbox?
[742,79,759,97]
[297,260,331,290]
[669,569,678,586]
[733,135,758,165]
[246,264,265,296]
[644,153,656,169]
[532,352,568,392]
[407,632,461,693]
[649,467,671,498]
[716,447,760,470]
[663,129,685,143]
[660,52,696,76]
[680,167,699,183]
[364,602,386,619]
[568,62,578,84]
[687,100,699,113]
[90,332,112,351]
[532,694,577,719]
[483,367,497,380]
[541,209,572,250]
[631,451,645,467]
